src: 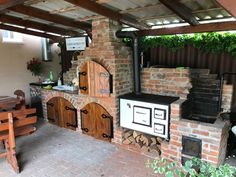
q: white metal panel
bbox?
[120,98,170,139]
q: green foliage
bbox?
[123,32,236,58]
[146,157,236,177]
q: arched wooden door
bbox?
[80,102,113,142]
[47,97,60,125]
[47,97,77,131]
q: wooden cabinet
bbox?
[79,61,111,97]
[81,102,113,142]
[47,97,77,131]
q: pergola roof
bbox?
[0,0,235,40]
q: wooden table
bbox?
[0,96,20,110]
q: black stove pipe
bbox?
[116,31,141,95]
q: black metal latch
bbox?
[65,106,76,112]
[81,128,89,132]
[81,109,88,114]
[79,86,87,91]
[48,117,55,122]
[102,133,111,138]
[101,114,113,119]
[66,123,77,128]
[47,103,54,107]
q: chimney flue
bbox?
[116,30,141,94]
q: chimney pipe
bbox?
[116,30,141,95]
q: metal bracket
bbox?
[65,106,76,112]
[79,72,87,76]
[66,123,77,128]
[48,117,55,122]
[102,133,111,138]
[81,128,89,132]
[47,103,54,107]
[79,86,87,91]
[101,114,112,119]
[81,109,88,114]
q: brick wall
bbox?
[141,68,191,99]
[160,99,230,166]
[42,18,133,144]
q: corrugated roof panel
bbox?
[30,0,72,12]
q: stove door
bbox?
[133,106,151,127]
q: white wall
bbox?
[0,32,61,103]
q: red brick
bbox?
[192,130,209,136]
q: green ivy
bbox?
[123,32,236,58]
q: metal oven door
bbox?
[133,106,152,127]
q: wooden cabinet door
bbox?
[60,98,77,131]
[95,104,113,141]
[80,103,96,137]
[81,102,113,142]
[79,62,89,95]
[79,61,111,97]
[46,97,60,126]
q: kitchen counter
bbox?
[29,82,57,87]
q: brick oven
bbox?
[41,17,234,167]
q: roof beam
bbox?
[137,21,236,36]
[0,23,60,40]
[216,0,236,17]
[0,14,81,36]
[0,0,27,11]
[8,4,91,32]
[159,0,199,26]
[64,0,150,30]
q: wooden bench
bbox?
[0,108,37,173]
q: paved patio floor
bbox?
[0,119,155,177]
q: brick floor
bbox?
[0,119,155,177]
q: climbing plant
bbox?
[123,32,236,58]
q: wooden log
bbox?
[150,144,161,155]
[123,138,132,145]
[134,141,143,149]
[135,135,141,142]
[133,130,142,138]
[127,135,135,143]
[156,137,163,144]
[141,145,150,153]
[150,137,157,146]
[123,131,133,139]
[142,134,152,146]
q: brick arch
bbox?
[45,93,78,109]
[77,59,111,75]
[78,98,114,116]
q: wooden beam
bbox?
[216,0,236,17]
[0,23,60,40]
[137,21,236,36]
[8,4,91,32]
[0,14,81,36]
[64,0,150,30]
[0,0,27,11]
[159,0,199,26]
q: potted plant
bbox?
[27,58,43,81]
[146,157,236,177]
